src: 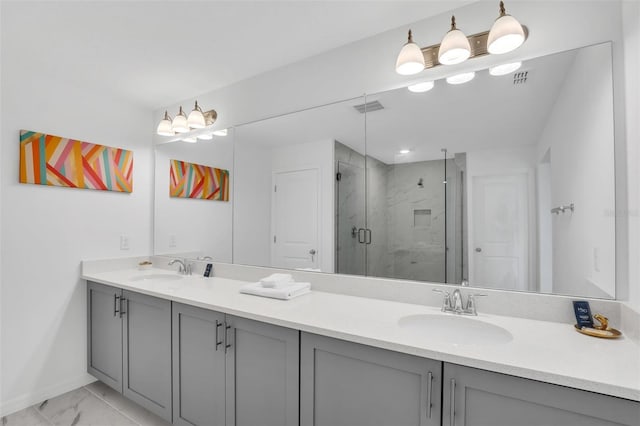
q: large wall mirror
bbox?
[154,42,616,299]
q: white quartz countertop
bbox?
[83,268,640,402]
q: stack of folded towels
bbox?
[240,273,311,300]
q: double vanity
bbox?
[83,257,640,426]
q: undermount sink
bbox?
[398,314,513,345]
[129,273,183,282]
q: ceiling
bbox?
[1,0,471,109]
[235,46,587,163]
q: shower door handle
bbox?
[358,228,366,244]
[365,229,372,245]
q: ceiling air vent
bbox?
[353,100,384,114]
[513,71,528,85]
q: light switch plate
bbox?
[120,235,130,250]
[169,235,177,248]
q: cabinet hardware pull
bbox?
[365,228,372,245]
[426,372,433,418]
[224,323,232,352]
[358,228,366,244]
[113,295,120,317]
[450,378,456,426]
[120,298,127,318]
[215,321,223,351]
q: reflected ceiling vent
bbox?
[353,100,384,113]
[513,71,528,84]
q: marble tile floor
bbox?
[1,381,171,426]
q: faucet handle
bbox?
[465,293,487,315]
[432,288,452,311]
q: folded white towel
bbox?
[260,273,294,288]
[240,282,311,300]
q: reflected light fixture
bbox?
[187,101,206,129]
[181,136,197,143]
[489,61,522,76]
[487,1,526,54]
[446,71,475,85]
[438,16,471,65]
[156,102,218,136]
[395,30,426,75]
[197,133,214,140]
[156,111,174,136]
[408,81,435,93]
[394,2,526,75]
[212,129,228,137]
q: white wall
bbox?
[154,137,233,261]
[536,44,616,298]
[0,8,153,415]
[622,0,640,312]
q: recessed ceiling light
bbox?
[181,137,197,143]
[489,61,522,76]
[399,149,411,154]
[446,71,475,85]
[212,129,228,136]
[408,81,435,93]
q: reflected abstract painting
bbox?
[19,130,133,192]
[169,159,229,201]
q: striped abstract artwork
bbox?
[169,159,230,201]
[19,130,133,192]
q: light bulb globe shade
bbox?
[187,110,206,129]
[172,107,189,133]
[438,29,471,65]
[487,14,525,54]
[408,81,435,93]
[197,133,214,140]
[489,61,522,76]
[156,118,174,136]
[446,71,475,85]
[212,129,228,137]
[396,41,425,76]
[182,137,197,143]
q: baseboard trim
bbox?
[0,374,96,417]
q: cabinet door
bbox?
[87,281,122,392]
[122,290,172,422]
[172,303,226,426]
[443,363,640,426]
[225,315,299,426]
[301,332,441,426]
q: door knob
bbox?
[475,248,482,252]
[309,249,316,262]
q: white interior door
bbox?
[472,173,529,290]
[271,168,320,270]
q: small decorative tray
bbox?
[574,324,622,339]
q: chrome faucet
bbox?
[433,288,487,316]
[168,258,192,275]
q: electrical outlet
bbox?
[120,235,130,250]
[169,235,177,248]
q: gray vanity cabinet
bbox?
[87,281,123,392]
[442,363,640,426]
[121,289,172,422]
[86,282,172,423]
[300,332,442,426]
[172,303,300,426]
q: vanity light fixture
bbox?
[438,16,471,65]
[489,61,522,76]
[394,1,526,75]
[212,128,228,137]
[181,136,197,143]
[156,102,218,136]
[487,1,526,54]
[446,71,475,85]
[408,81,435,93]
[197,133,214,140]
[156,111,174,136]
[395,30,426,75]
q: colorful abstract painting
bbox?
[19,130,133,192]
[169,159,229,201]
